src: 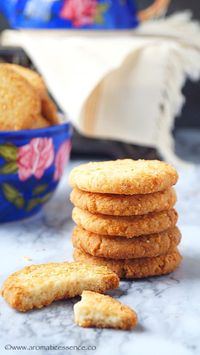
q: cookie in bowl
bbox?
[0,64,72,222]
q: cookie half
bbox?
[72,207,178,238]
[70,187,176,216]
[74,291,138,330]
[69,160,178,195]
[1,262,119,312]
[72,226,181,259]
[73,248,182,279]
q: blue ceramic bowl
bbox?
[0,122,72,223]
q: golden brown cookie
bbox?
[72,226,181,259]
[4,64,59,125]
[74,291,138,330]
[0,65,41,131]
[69,159,178,195]
[41,96,59,125]
[30,115,50,129]
[1,262,119,312]
[70,187,176,216]
[72,207,178,238]
[73,248,182,279]
[5,64,47,95]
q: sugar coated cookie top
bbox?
[69,159,178,195]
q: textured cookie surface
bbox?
[1,262,119,312]
[72,207,178,238]
[70,187,176,216]
[69,160,178,195]
[74,248,182,279]
[4,64,47,96]
[0,65,41,130]
[72,226,181,259]
[74,291,138,330]
[4,63,59,125]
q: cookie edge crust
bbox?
[73,248,182,279]
[70,187,177,216]
[72,226,181,259]
[72,207,178,237]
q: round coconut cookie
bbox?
[69,159,178,195]
[0,65,41,131]
[73,248,182,279]
[72,226,181,259]
[72,207,178,238]
[70,187,176,216]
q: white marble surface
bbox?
[0,160,200,355]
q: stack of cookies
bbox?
[69,159,182,279]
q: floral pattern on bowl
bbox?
[59,0,138,28]
[0,122,72,223]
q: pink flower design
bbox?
[54,141,71,181]
[60,0,97,27]
[17,138,54,181]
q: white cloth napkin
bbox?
[2,12,200,165]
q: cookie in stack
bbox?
[69,159,182,279]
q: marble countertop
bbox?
[0,157,200,355]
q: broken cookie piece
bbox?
[74,291,138,330]
[1,262,119,312]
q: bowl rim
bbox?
[0,121,72,138]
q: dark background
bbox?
[139,0,200,129]
[0,0,199,130]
